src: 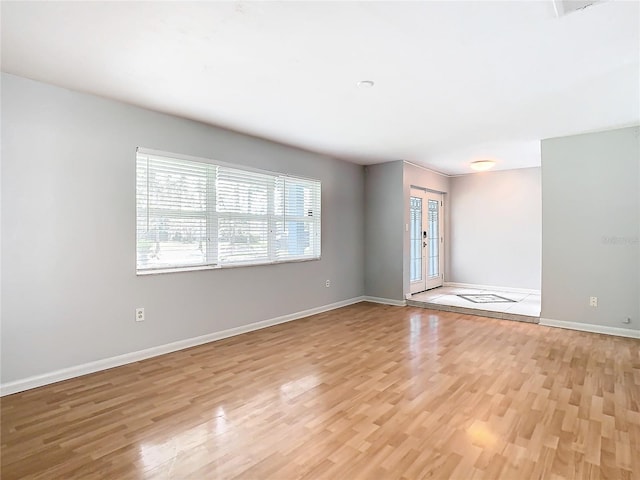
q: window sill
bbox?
[136,257,321,276]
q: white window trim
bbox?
[136,147,321,275]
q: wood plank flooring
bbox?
[1,303,639,479]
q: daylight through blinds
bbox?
[136,150,321,272]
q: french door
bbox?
[410,189,444,294]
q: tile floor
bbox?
[408,286,541,322]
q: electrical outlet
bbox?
[589,297,598,307]
[136,307,145,322]
[325,279,331,288]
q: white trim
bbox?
[137,257,319,276]
[410,185,446,195]
[539,318,640,339]
[1,296,365,397]
[444,282,540,295]
[363,296,407,307]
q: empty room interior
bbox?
[1,1,639,479]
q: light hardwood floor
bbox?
[1,303,639,479]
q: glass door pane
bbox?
[410,196,422,282]
[428,199,439,277]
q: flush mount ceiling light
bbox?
[356,80,375,89]
[470,160,496,171]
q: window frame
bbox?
[136,147,321,275]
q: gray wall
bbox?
[541,126,639,330]
[1,73,365,383]
[363,161,404,300]
[449,167,541,290]
[363,161,452,302]
[402,162,450,296]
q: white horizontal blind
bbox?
[216,166,272,265]
[136,150,321,273]
[275,177,321,261]
[136,154,214,271]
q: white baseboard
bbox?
[363,296,407,307]
[540,318,640,339]
[444,282,540,295]
[0,296,366,397]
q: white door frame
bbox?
[410,188,444,294]
[410,191,426,294]
[425,192,444,290]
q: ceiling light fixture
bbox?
[470,160,496,171]
[357,80,375,89]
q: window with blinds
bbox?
[136,149,321,273]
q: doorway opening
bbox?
[410,188,443,294]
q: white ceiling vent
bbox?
[553,0,608,17]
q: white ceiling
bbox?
[1,1,638,174]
